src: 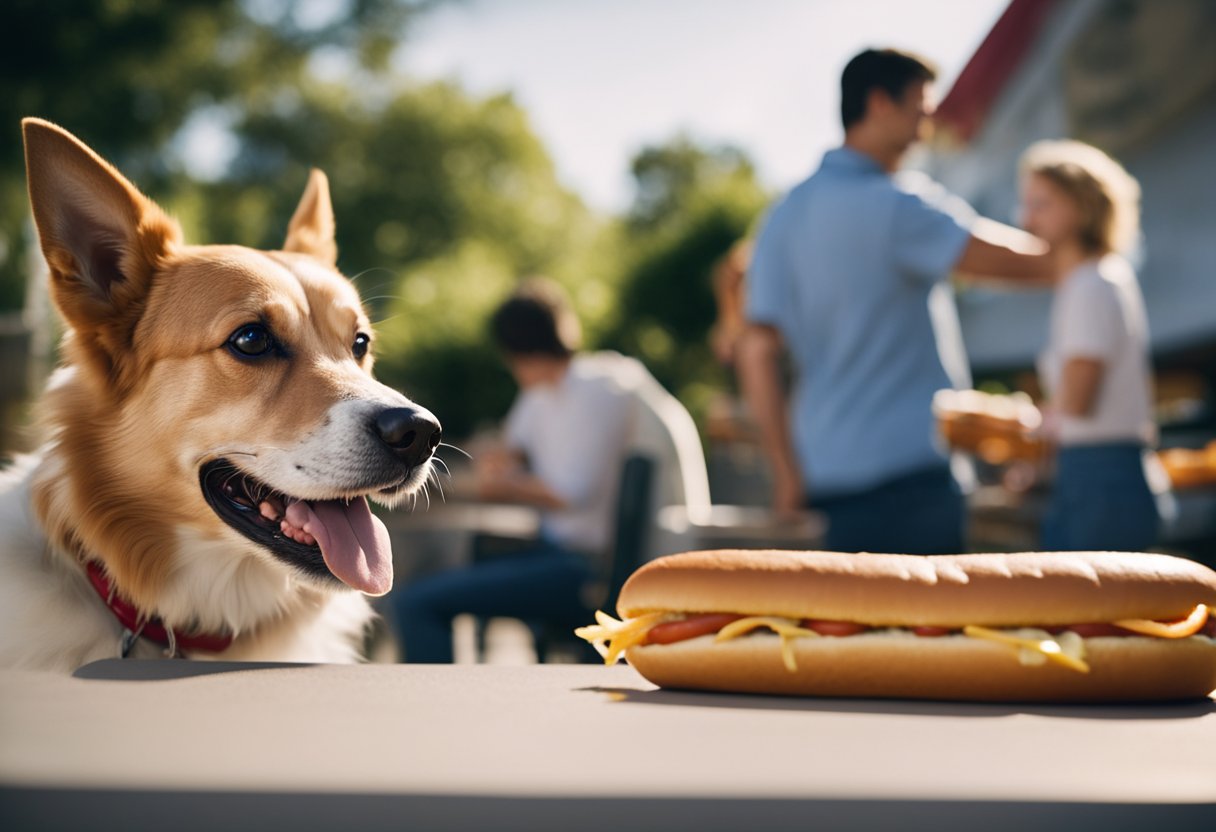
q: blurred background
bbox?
[0,0,1007,443]
[2,0,1215,572]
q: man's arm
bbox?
[954,218,1055,283]
[476,469,567,510]
[736,324,805,515]
[710,250,748,364]
[474,445,567,509]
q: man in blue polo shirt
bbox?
[739,48,1054,555]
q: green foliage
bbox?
[603,137,769,422]
[201,81,586,296]
[376,240,520,439]
[627,137,759,233]
[0,0,426,312]
[2,5,771,445]
[198,80,602,438]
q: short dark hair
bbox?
[840,48,937,130]
[490,278,582,358]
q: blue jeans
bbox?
[1042,443,1160,552]
[393,541,593,663]
[809,466,965,555]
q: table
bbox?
[656,504,826,553]
[379,501,541,581]
[2,660,1213,830]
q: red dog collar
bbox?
[85,561,234,656]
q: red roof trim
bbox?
[935,0,1060,142]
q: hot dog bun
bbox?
[615,551,1216,702]
[618,550,1216,626]
[626,630,1216,702]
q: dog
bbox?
[0,119,441,673]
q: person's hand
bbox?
[469,445,521,501]
[710,321,741,365]
[474,446,519,479]
[770,457,806,520]
[475,473,513,502]
[1043,243,1067,285]
[1036,403,1062,446]
[1028,403,1060,479]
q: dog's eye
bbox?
[228,324,274,358]
[353,332,370,360]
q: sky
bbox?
[394,0,1010,212]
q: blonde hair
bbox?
[1019,139,1141,255]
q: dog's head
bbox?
[22,118,438,613]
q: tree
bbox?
[189,77,602,439]
[0,0,428,310]
[201,82,588,296]
[1,6,770,447]
[602,136,770,422]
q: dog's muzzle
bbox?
[197,405,442,596]
[373,407,442,469]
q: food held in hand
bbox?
[933,389,1045,464]
[1157,441,1216,490]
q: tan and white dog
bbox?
[0,119,441,673]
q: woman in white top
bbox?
[1019,139,1161,551]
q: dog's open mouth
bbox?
[199,460,393,596]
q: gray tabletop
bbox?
[2,660,1214,831]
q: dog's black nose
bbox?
[374,408,442,468]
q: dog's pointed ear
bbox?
[22,118,181,336]
[283,168,338,267]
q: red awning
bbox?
[935,0,1059,142]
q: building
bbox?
[925,0,1216,558]
[926,0,1216,375]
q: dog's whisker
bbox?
[347,267,396,286]
[437,442,472,461]
[360,294,403,305]
[430,470,447,504]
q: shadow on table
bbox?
[70,659,1216,721]
[575,684,1216,721]
[73,659,315,681]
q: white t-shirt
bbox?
[1037,255,1155,447]
[504,352,709,555]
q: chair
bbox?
[599,453,655,615]
[472,453,655,662]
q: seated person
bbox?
[393,279,706,662]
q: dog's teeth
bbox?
[259,501,279,522]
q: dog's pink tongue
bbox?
[284,498,393,596]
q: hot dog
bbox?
[575,550,1216,702]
